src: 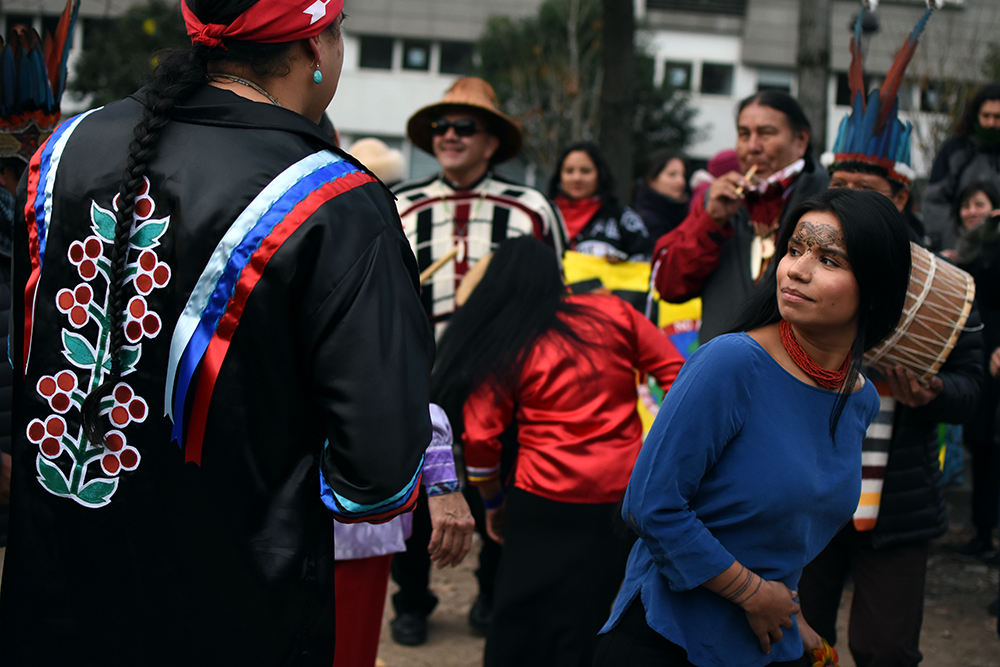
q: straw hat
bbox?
[407,77,523,164]
[349,138,406,185]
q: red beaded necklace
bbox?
[778,319,852,390]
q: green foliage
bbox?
[633,53,698,178]
[477,0,696,179]
[71,0,189,106]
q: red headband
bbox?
[182,0,343,48]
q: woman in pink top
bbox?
[431,236,684,666]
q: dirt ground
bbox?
[376,479,1000,667]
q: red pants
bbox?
[333,554,393,667]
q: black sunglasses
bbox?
[430,118,482,137]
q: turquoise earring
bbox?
[313,69,323,84]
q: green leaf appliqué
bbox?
[62,330,97,368]
[77,479,118,507]
[102,345,141,375]
[37,457,70,496]
[90,201,116,242]
[130,217,169,249]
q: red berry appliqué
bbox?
[55,283,94,328]
[36,370,77,414]
[27,415,68,459]
[132,250,171,295]
[67,235,105,281]
[106,382,148,428]
[99,430,140,476]
[124,296,161,343]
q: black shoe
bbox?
[952,535,994,556]
[468,593,492,636]
[390,611,428,646]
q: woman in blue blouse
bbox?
[595,189,912,667]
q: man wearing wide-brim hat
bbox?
[389,77,567,647]
[395,77,567,335]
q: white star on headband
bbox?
[304,0,331,25]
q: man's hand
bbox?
[884,365,943,408]
[426,491,474,568]
[0,453,10,504]
[705,172,747,225]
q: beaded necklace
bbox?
[213,74,281,108]
[778,319,851,390]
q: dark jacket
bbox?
[872,307,983,549]
[632,183,689,242]
[0,86,433,666]
[922,135,1000,251]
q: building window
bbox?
[664,61,692,91]
[757,68,793,94]
[440,41,474,75]
[403,40,431,71]
[359,35,393,70]
[701,63,734,96]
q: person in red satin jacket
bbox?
[432,235,684,667]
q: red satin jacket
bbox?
[464,293,684,504]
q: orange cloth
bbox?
[464,293,685,504]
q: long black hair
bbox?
[80,0,333,445]
[957,81,1000,137]
[737,89,814,159]
[547,141,619,207]
[430,236,600,433]
[728,188,912,438]
[643,148,687,186]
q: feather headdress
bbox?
[0,0,80,164]
[822,0,939,187]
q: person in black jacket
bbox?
[797,167,984,667]
[0,1,434,665]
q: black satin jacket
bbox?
[0,86,433,666]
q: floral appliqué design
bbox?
[31,177,171,508]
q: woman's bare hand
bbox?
[739,580,800,654]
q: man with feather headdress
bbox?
[799,4,984,667]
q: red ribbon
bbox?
[182,0,343,48]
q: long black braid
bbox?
[81,0,297,445]
[80,47,210,445]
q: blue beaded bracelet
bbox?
[482,490,505,510]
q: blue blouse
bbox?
[601,333,879,667]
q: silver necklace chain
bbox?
[213,74,281,108]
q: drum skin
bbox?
[864,242,976,383]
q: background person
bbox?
[433,236,684,666]
[0,0,81,585]
[632,148,689,242]
[651,90,829,344]
[596,189,912,667]
[550,141,652,262]
[922,81,1000,251]
[799,9,984,664]
[390,76,568,646]
[943,182,1000,559]
[0,1,434,664]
